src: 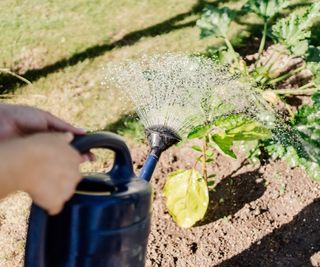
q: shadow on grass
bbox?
[198,166,266,225]
[0,0,216,93]
[1,0,253,93]
[217,198,320,267]
[3,0,312,93]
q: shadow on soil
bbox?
[199,166,266,225]
[217,198,320,267]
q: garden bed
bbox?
[0,142,319,266]
[131,143,320,267]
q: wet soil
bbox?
[131,143,320,267]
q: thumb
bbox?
[64,132,74,143]
[51,132,74,143]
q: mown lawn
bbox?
[0,0,222,131]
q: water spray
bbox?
[104,54,276,181]
[140,125,181,181]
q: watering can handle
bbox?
[24,132,135,267]
[71,131,135,181]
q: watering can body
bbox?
[25,132,152,267]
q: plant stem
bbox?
[224,38,236,54]
[224,37,248,74]
[285,103,295,118]
[269,64,306,85]
[258,21,268,57]
[271,87,319,95]
[0,68,32,85]
[201,136,208,182]
[295,82,315,90]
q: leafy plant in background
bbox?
[242,0,291,55]
[253,2,320,93]
[247,92,320,181]
[196,0,320,159]
[196,6,246,72]
[197,2,320,97]
[164,1,320,228]
[163,115,271,227]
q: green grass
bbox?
[1,0,199,66]
[1,0,313,133]
[1,0,221,132]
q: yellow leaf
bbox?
[163,169,209,228]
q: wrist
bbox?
[0,138,34,195]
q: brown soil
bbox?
[131,143,320,267]
[0,143,320,267]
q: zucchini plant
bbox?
[247,91,320,181]
[163,115,271,227]
[163,1,320,228]
[197,1,320,98]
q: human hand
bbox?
[0,132,83,215]
[0,103,85,140]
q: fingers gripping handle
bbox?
[71,132,135,181]
[25,132,135,267]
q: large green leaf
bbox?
[312,91,320,106]
[272,3,320,56]
[211,115,271,158]
[242,0,291,21]
[163,169,209,228]
[196,6,235,39]
[261,138,320,181]
[214,114,272,140]
[211,133,237,159]
[258,92,320,181]
[307,46,320,63]
[187,122,213,139]
[293,92,320,162]
[307,62,320,86]
[301,159,320,181]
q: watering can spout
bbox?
[139,126,181,181]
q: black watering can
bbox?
[25,129,180,267]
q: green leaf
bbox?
[211,133,237,159]
[214,114,272,141]
[238,140,261,165]
[272,3,320,56]
[260,92,320,181]
[307,62,320,86]
[210,115,271,158]
[312,91,320,105]
[283,146,300,168]
[306,46,320,62]
[188,123,213,139]
[292,93,320,163]
[196,6,235,39]
[301,159,320,181]
[163,169,209,228]
[191,145,202,152]
[206,150,214,157]
[242,0,291,21]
